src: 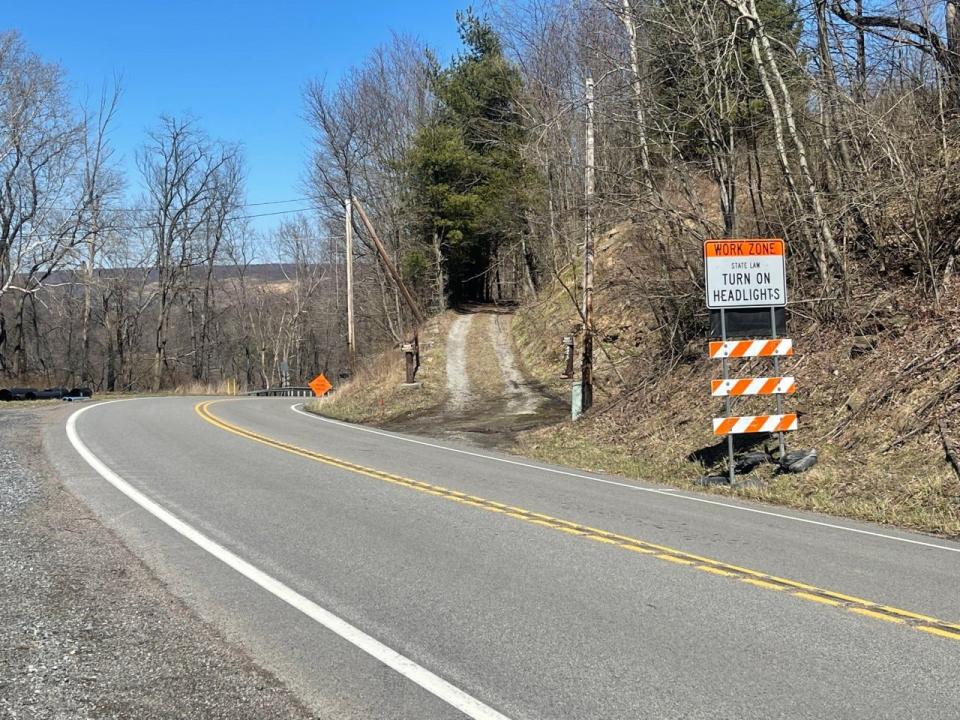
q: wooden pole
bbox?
[855,0,866,102]
[345,198,357,371]
[352,197,425,383]
[353,198,425,327]
[581,76,595,412]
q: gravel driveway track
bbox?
[488,314,540,415]
[0,404,315,719]
[445,313,473,411]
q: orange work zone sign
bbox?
[703,239,784,257]
[309,373,333,397]
[704,238,787,309]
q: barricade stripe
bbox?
[712,413,798,435]
[760,378,778,394]
[710,377,796,397]
[709,339,793,359]
[746,415,767,433]
[715,417,737,435]
[776,414,799,432]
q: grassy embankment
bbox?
[285,224,959,537]
[306,313,452,424]
[512,224,960,538]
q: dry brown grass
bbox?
[467,314,508,399]
[512,224,960,538]
[518,422,960,537]
[306,313,452,424]
[169,379,240,396]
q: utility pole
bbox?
[581,75,596,413]
[352,198,425,384]
[345,198,357,371]
[352,199,424,328]
[855,0,866,102]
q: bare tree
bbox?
[78,80,123,383]
[186,152,244,382]
[832,1,960,103]
[0,31,85,374]
[138,116,238,390]
[273,217,327,383]
[305,35,436,357]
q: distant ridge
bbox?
[38,263,331,286]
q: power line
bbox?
[46,197,318,213]
[12,205,328,239]
[235,206,320,220]
[244,198,311,207]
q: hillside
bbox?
[309,306,566,448]
[512,223,960,537]
[310,223,960,538]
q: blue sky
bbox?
[5,1,466,236]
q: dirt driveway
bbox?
[386,305,567,448]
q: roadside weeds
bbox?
[310,313,451,425]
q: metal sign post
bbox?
[562,336,575,379]
[770,306,787,459]
[704,239,796,483]
[720,308,735,484]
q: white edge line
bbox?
[66,401,513,720]
[290,403,960,555]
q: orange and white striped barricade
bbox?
[704,239,793,484]
[712,413,798,435]
[708,339,793,359]
[711,377,796,397]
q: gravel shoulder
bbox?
[0,404,315,720]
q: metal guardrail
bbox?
[1,387,93,401]
[246,386,315,398]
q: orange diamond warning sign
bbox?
[309,373,332,397]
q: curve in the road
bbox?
[292,404,960,555]
[196,399,960,642]
[66,399,512,720]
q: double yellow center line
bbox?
[196,400,960,642]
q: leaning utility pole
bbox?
[352,198,425,384]
[345,198,357,371]
[581,75,596,413]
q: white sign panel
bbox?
[704,239,786,309]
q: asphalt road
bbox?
[48,396,960,719]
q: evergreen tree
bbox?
[406,10,534,304]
